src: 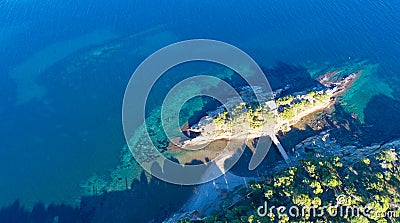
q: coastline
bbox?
[166,131,400,222]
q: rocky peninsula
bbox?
[167,64,361,167]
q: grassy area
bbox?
[213,102,275,131]
[212,90,331,131]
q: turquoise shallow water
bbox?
[1,0,400,222]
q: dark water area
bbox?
[0,174,193,223]
[79,174,193,223]
[1,0,400,222]
[362,94,400,144]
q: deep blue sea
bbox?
[1,0,400,221]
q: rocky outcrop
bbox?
[294,131,400,166]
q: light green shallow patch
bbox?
[340,63,394,123]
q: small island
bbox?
[168,66,360,167]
